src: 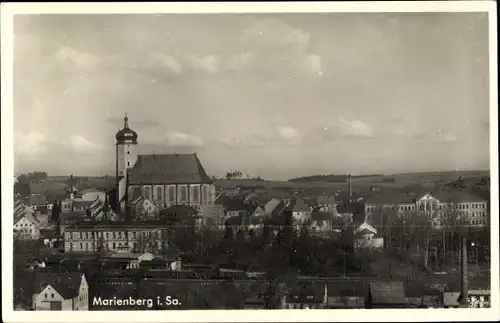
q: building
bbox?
[316,195,337,212]
[364,191,488,228]
[284,283,328,309]
[63,221,169,253]
[115,115,215,211]
[79,189,107,202]
[14,214,41,240]
[353,222,384,251]
[310,211,334,233]
[366,282,408,308]
[285,198,312,225]
[32,272,89,311]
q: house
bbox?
[310,211,334,233]
[14,195,35,219]
[30,193,48,214]
[285,283,328,309]
[285,198,312,224]
[14,214,41,240]
[353,222,384,251]
[367,282,407,308]
[129,196,158,220]
[79,189,106,202]
[32,272,89,310]
[325,282,367,308]
[316,195,337,212]
[103,252,155,269]
[199,204,225,228]
[224,199,249,219]
[248,214,265,233]
[264,198,284,216]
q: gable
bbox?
[355,222,377,235]
[418,193,437,201]
[38,284,64,301]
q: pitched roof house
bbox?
[32,272,89,311]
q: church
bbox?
[115,115,215,212]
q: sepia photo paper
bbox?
[1,1,499,322]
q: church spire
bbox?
[124,113,129,129]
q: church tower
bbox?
[115,114,139,177]
[115,114,138,209]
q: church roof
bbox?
[115,115,138,144]
[127,153,212,185]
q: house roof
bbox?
[316,195,336,205]
[249,215,265,225]
[286,199,310,213]
[369,282,407,304]
[30,194,47,206]
[14,183,30,195]
[200,204,224,218]
[29,182,45,194]
[311,211,333,222]
[35,272,83,300]
[425,191,486,203]
[337,202,354,214]
[264,198,282,213]
[225,199,247,212]
[326,282,368,297]
[365,193,415,205]
[127,153,212,185]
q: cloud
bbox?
[15,132,49,155]
[54,46,100,67]
[337,117,374,138]
[187,55,220,73]
[151,53,183,74]
[304,54,323,75]
[164,132,204,147]
[69,135,105,151]
[276,126,302,145]
[244,19,311,52]
[437,132,458,143]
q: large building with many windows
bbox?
[364,191,488,228]
[115,115,216,212]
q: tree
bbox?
[51,200,61,224]
[17,171,48,184]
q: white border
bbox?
[1,2,498,322]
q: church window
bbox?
[192,186,199,201]
[145,187,151,200]
[203,186,208,203]
[156,187,163,202]
[168,187,175,201]
[180,187,187,201]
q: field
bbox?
[214,170,489,191]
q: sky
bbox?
[13,12,491,180]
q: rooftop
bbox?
[127,153,212,185]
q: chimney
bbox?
[460,235,469,307]
[348,173,352,201]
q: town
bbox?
[13,115,491,310]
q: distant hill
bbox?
[288,174,381,183]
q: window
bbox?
[112,243,116,250]
[51,293,54,298]
[106,232,109,239]
[168,187,175,201]
[145,187,151,200]
[127,161,131,167]
[79,232,83,239]
[133,232,137,239]
[80,243,83,249]
[118,232,122,239]
[191,186,199,202]
[156,187,163,202]
[113,232,116,239]
[180,187,187,201]
[45,293,48,298]
[127,151,130,155]
[203,186,208,202]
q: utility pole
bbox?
[459,234,469,308]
